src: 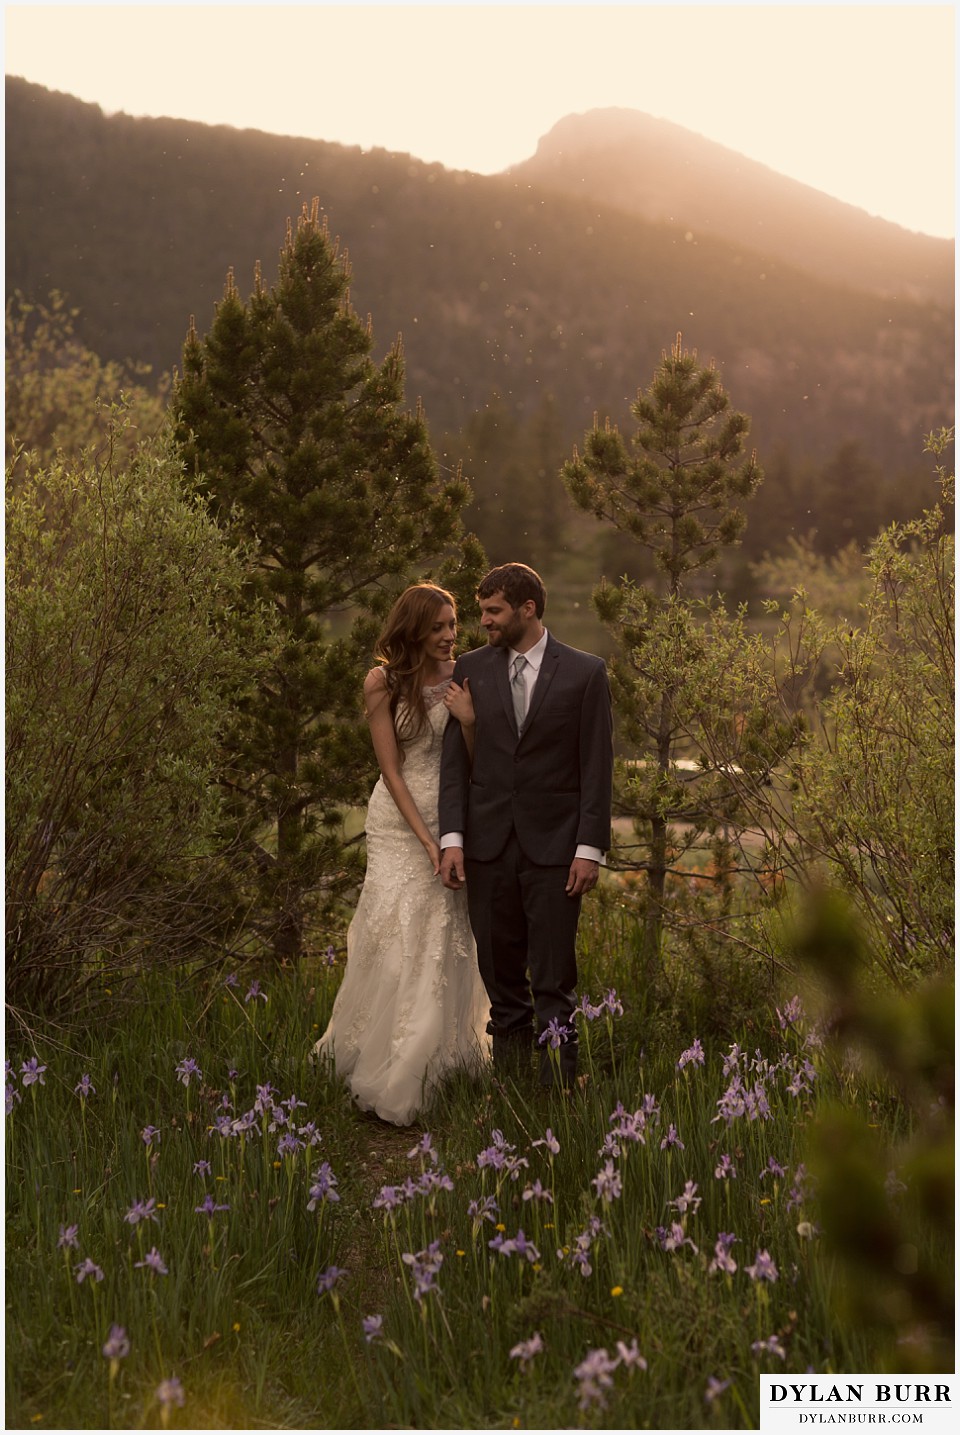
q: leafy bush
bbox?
[5,413,273,1016]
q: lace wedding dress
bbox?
[313,680,490,1125]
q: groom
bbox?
[439,563,613,1087]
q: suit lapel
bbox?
[493,648,518,734]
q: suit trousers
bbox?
[465,830,580,1085]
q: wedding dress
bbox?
[313,680,490,1125]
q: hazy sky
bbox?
[4,2,956,237]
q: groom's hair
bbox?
[477,563,546,618]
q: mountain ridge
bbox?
[509,107,953,302]
[5,77,953,484]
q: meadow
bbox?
[6,889,945,1432]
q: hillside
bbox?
[5,78,954,488]
[510,109,953,305]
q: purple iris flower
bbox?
[174,1057,202,1087]
[134,1246,169,1275]
[102,1325,130,1360]
[194,1194,229,1216]
[20,1057,46,1087]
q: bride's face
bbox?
[421,603,457,665]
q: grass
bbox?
[4,907,949,1430]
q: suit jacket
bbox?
[439,633,613,866]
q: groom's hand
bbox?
[566,857,599,896]
[440,847,466,890]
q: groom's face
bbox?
[479,593,530,649]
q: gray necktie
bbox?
[510,654,528,732]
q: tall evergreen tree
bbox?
[174,199,482,961]
[562,335,763,974]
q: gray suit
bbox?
[439,633,613,1081]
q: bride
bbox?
[313,582,490,1125]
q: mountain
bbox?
[5,78,954,486]
[509,109,953,305]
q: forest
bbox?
[4,79,955,1432]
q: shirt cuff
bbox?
[440,833,464,849]
[575,844,606,866]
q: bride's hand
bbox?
[443,677,474,727]
[424,840,442,876]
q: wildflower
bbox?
[124,1198,159,1226]
[402,1241,443,1302]
[141,1124,161,1146]
[194,1195,229,1216]
[253,1082,277,1112]
[615,1339,647,1370]
[102,1325,130,1360]
[670,1180,701,1216]
[467,1194,498,1228]
[722,1043,744,1075]
[307,1161,340,1209]
[776,995,804,1029]
[407,1132,438,1165]
[576,993,603,1020]
[282,1092,307,1115]
[786,1162,814,1211]
[661,1222,698,1254]
[373,1184,407,1214]
[476,1128,514,1169]
[509,1333,544,1371]
[231,1109,258,1137]
[521,1179,553,1205]
[20,1057,47,1087]
[705,1376,730,1403]
[174,1057,202,1087]
[601,988,624,1017]
[608,1107,647,1145]
[134,1246,169,1275]
[659,1123,684,1150]
[591,1160,622,1205]
[538,1018,572,1049]
[417,1168,455,1197]
[760,1156,786,1181]
[708,1236,738,1275]
[224,971,239,988]
[193,1159,212,1176]
[573,1347,619,1411]
[751,1334,786,1360]
[677,1037,705,1069]
[490,1228,540,1263]
[714,1153,737,1180]
[277,1132,305,1158]
[745,1249,779,1283]
[324,944,337,965]
[245,979,267,1004]
[5,1082,20,1114]
[74,1074,96,1098]
[57,1223,80,1250]
[362,1314,384,1344]
[155,1376,185,1410]
[74,1257,104,1283]
[316,1265,349,1295]
[298,1120,322,1147]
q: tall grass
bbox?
[4,913,944,1430]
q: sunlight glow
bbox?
[4,3,955,237]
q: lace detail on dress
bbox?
[313,687,489,1125]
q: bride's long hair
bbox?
[375,583,457,741]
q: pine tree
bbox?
[174,199,483,961]
[562,335,763,975]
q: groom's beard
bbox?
[483,615,525,648]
